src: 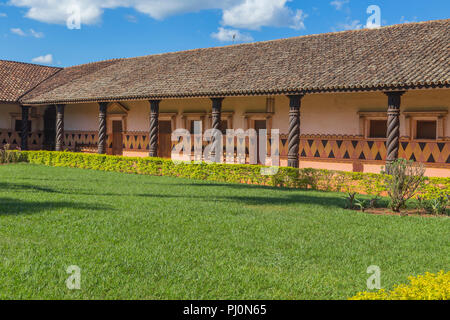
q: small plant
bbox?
[343,192,357,209]
[418,196,449,215]
[0,144,20,164]
[354,198,370,212]
[368,196,381,209]
[382,159,425,214]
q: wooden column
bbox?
[149,100,160,157]
[20,105,30,150]
[98,102,108,154]
[385,91,404,169]
[210,98,224,160]
[287,95,303,168]
[55,104,65,151]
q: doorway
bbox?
[159,121,172,158]
[112,120,123,155]
[43,105,56,150]
[254,120,267,164]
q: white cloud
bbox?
[30,28,44,38]
[333,19,362,31]
[400,16,418,24]
[125,14,138,23]
[9,0,306,30]
[32,54,53,64]
[222,0,307,30]
[0,12,7,17]
[10,27,26,36]
[330,0,349,11]
[211,27,253,42]
[10,27,44,37]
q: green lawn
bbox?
[0,164,448,299]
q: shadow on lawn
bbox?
[0,197,112,216]
[136,192,345,208]
[0,182,61,194]
[0,180,346,209]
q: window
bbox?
[416,120,437,140]
[369,120,387,138]
[15,119,31,132]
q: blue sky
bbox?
[0,0,449,67]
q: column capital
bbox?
[384,91,405,97]
[211,97,224,110]
[98,102,108,112]
[287,94,304,109]
[149,100,160,113]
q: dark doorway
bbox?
[159,121,172,158]
[43,105,56,150]
[112,120,123,155]
[254,120,267,164]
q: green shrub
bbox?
[0,144,23,164]
[418,196,449,216]
[382,159,426,213]
[13,151,449,202]
[350,271,450,300]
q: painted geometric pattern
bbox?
[64,131,99,148]
[121,132,150,151]
[0,130,43,150]
[277,134,450,166]
[15,130,448,167]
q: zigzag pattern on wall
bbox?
[16,130,448,167]
[277,134,450,167]
[0,130,43,150]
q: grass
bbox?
[0,163,448,300]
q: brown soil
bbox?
[361,208,445,218]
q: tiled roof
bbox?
[0,60,61,103]
[19,19,450,105]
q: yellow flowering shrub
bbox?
[350,271,450,300]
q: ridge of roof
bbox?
[17,18,450,105]
[0,59,62,70]
[62,19,450,68]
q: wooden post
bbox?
[21,105,30,151]
[287,95,303,168]
[98,102,108,154]
[385,91,404,170]
[149,100,160,157]
[211,98,223,160]
[55,104,65,151]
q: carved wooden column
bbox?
[20,105,30,150]
[55,104,65,151]
[149,100,160,157]
[211,98,224,159]
[287,95,303,168]
[98,102,108,154]
[385,91,404,169]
